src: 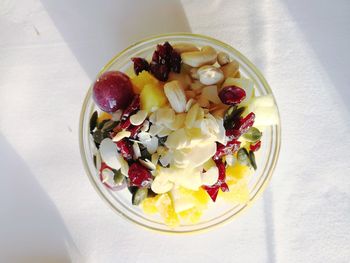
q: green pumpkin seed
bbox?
[113,169,124,185]
[249,150,257,170]
[132,188,148,205]
[97,119,110,130]
[243,127,262,142]
[237,148,250,166]
[102,120,119,132]
[93,129,108,145]
[89,111,98,133]
[224,106,245,129]
[128,186,138,194]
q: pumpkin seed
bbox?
[97,119,109,129]
[113,169,124,185]
[132,188,148,205]
[102,120,119,132]
[140,147,152,160]
[237,148,250,166]
[93,129,109,145]
[90,111,98,133]
[224,106,245,129]
[242,127,262,142]
[249,150,257,170]
[128,185,138,195]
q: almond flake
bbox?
[145,136,158,154]
[185,98,195,112]
[148,124,163,136]
[99,138,121,170]
[139,159,156,170]
[156,108,175,124]
[132,142,141,159]
[140,120,150,132]
[202,85,221,104]
[164,80,187,113]
[130,110,147,126]
[185,103,199,128]
[157,127,172,137]
[201,166,219,186]
[112,130,131,142]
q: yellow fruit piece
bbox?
[179,207,203,224]
[97,112,112,124]
[156,194,179,227]
[192,188,210,208]
[220,178,250,204]
[226,163,251,186]
[141,196,159,214]
[131,71,160,94]
[140,84,167,112]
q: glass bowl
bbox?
[79,33,281,234]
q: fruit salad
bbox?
[89,41,278,227]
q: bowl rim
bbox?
[79,32,281,234]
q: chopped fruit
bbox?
[131,71,160,94]
[156,194,180,227]
[116,139,134,160]
[141,196,159,214]
[250,140,261,152]
[203,159,229,202]
[131,57,150,75]
[128,162,153,188]
[220,177,250,204]
[192,188,210,207]
[140,84,167,112]
[225,163,251,186]
[219,86,246,105]
[179,207,202,224]
[97,111,112,124]
[213,139,241,160]
[93,71,134,112]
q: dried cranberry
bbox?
[150,62,170,81]
[226,112,255,140]
[116,139,134,160]
[170,50,181,73]
[219,86,246,105]
[250,140,261,152]
[213,140,241,160]
[121,95,140,119]
[203,159,229,202]
[128,162,153,188]
[131,57,149,75]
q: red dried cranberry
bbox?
[203,159,229,202]
[213,140,241,160]
[128,162,153,188]
[219,86,246,105]
[150,62,170,81]
[122,95,140,119]
[170,50,181,73]
[226,112,255,140]
[116,139,134,160]
[131,57,149,75]
[250,140,261,152]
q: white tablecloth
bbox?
[1,0,349,262]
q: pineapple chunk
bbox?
[156,194,179,227]
[131,71,160,94]
[220,178,250,204]
[225,163,251,186]
[179,207,203,224]
[140,84,167,112]
[97,112,112,124]
[141,196,159,214]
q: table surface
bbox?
[1,0,350,262]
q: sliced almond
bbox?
[156,108,175,125]
[164,80,187,113]
[151,175,174,194]
[99,138,121,170]
[132,142,141,159]
[185,103,199,128]
[139,158,156,170]
[201,166,219,186]
[145,136,158,154]
[130,110,147,126]
[148,124,163,136]
[157,126,173,137]
[138,131,151,143]
[201,85,221,104]
[140,120,150,132]
[165,128,188,149]
[112,130,131,142]
[185,98,195,112]
[164,113,186,130]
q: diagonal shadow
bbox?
[0,134,79,263]
[281,0,350,113]
[40,0,191,79]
